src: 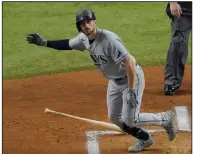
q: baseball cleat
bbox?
[128,133,153,152]
[162,111,176,141]
[164,84,179,96]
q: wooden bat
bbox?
[45,108,124,133]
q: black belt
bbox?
[114,76,127,82]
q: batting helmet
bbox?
[76,9,96,32]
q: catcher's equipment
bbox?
[76,9,96,32]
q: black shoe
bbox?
[164,84,179,96]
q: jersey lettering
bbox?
[90,55,107,65]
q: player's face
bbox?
[80,20,96,36]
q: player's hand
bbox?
[169,2,182,18]
[126,89,138,109]
[26,33,47,46]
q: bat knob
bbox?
[45,108,49,113]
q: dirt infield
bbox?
[3,65,192,154]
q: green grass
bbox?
[3,2,192,80]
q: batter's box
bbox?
[86,130,163,154]
[85,106,191,154]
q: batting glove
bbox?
[26,33,47,46]
[126,89,138,109]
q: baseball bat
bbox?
[45,108,124,133]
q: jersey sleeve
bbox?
[109,38,129,64]
[69,34,87,51]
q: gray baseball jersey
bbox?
[69,28,170,130]
[69,28,129,79]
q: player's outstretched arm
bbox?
[26,33,72,50]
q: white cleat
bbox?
[162,111,176,141]
[128,133,153,152]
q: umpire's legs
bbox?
[164,16,192,87]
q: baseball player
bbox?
[26,9,176,152]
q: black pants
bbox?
[164,16,192,87]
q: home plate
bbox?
[174,106,191,132]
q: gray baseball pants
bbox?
[107,64,167,130]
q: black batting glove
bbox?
[26,33,47,46]
[126,89,138,109]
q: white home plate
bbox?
[175,106,191,132]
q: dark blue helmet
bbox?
[76,9,96,32]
